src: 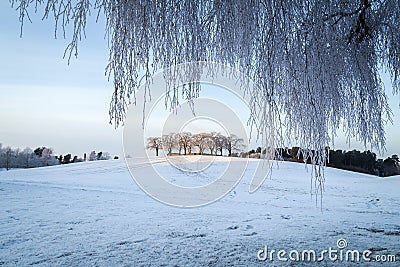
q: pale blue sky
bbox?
[0,2,123,158]
[0,2,399,159]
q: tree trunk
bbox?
[6,151,10,171]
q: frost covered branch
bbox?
[9,0,400,195]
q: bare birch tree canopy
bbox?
[10,0,400,159]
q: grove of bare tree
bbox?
[146,133,244,157]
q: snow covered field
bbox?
[1,157,399,266]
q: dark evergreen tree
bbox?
[34,147,46,157]
[63,154,72,164]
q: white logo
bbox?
[123,62,270,207]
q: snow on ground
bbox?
[0,157,399,266]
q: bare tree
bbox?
[174,133,183,155]
[21,147,33,168]
[88,151,97,161]
[4,146,12,171]
[177,132,193,155]
[146,137,162,156]
[0,144,4,170]
[162,134,177,156]
[203,135,216,155]
[224,134,245,157]
[213,133,227,156]
[192,133,210,155]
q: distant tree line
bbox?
[327,149,399,177]
[0,143,114,171]
[146,132,245,157]
[0,145,59,170]
[52,150,111,165]
[246,146,400,177]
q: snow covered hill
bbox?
[1,158,399,266]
